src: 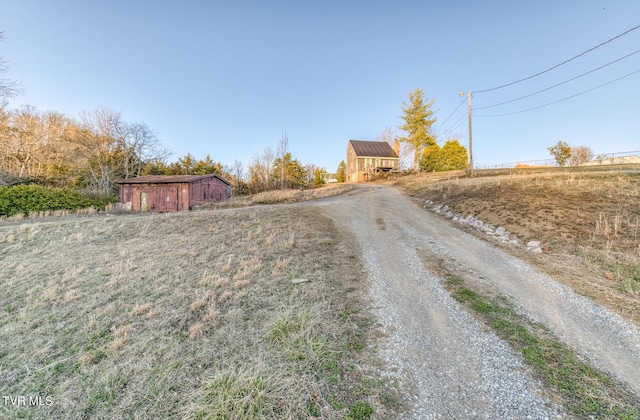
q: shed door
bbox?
[140,192,148,212]
[155,186,178,212]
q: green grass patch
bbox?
[346,401,374,420]
[446,276,640,418]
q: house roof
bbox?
[349,140,399,158]
[116,174,231,185]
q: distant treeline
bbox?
[0,105,329,198]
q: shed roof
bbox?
[349,140,399,158]
[116,174,231,185]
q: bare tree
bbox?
[0,106,75,179]
[1,105,46,177]
[64,108,121,192]
[0,105,85,182]
[115,121,169,178]
[277,131,289,189]
[221,159,249,195]
[231,159,244,180]
[64,108,171,191]
[0,31,21,100]
[305,162,317,187]
[41,111,77,182]
[0,103,10,173]
[568,145,594,167]
[376,126,396,144]
[248,146,274,192]
[376,126,412,170]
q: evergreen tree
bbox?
[439,140,468,170]
[168,153,196,174]
[399,88,437,170]
[142,160,169,175]
[336,160,346,183]
[271,152,308,189]
[192,154,222,175]
[419,140,468,172]
[419,144,442,172]
[313,168,325,186]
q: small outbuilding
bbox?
[346,140,400,182]
[116,174,231,212]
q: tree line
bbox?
[0,103,331,195]
[2,32,332,196]
[4,25,464,200]
[0,105,169,193]
[243,133,327,195]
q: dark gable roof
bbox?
[349,140,399,158]
[116,174,231,185]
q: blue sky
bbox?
[1,1,639,171]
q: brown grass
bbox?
[0,203,396,418]
[199,183,358,210]
[396,167,640,324]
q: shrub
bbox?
[548,141,572,167]
[419,140,468,172]
[0,184,117,217]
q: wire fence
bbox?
[478,150,640,169]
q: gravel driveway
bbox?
[314,185,640,418]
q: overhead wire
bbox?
[433,97,466,135]
[474,68,640,117]
[475,49,640,110]
[473,24,640,94]
[443,113,467,135]
[450,116,467,133]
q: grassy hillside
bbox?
[396,168,640,324]
[0,206,399,419]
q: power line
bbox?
[475,49,640,110]
[474,68,640,117]
[433,97,466,135]
[446,113,468,133]
[473,24,640,94]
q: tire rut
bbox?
[321,186,562,418]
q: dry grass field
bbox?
[0,205,398,419]
[200,183,359,209]
[396,167,640,324]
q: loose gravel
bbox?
[311,183,640,418]
[323,186,564,418]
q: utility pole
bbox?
[460,91,473,176]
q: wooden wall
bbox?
[188,176,232,207]
[346,143,359,182]
[119,183,189,212]
[118,175,231,212]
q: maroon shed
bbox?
[116,174,232,212]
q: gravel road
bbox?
[314,185,640,418]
